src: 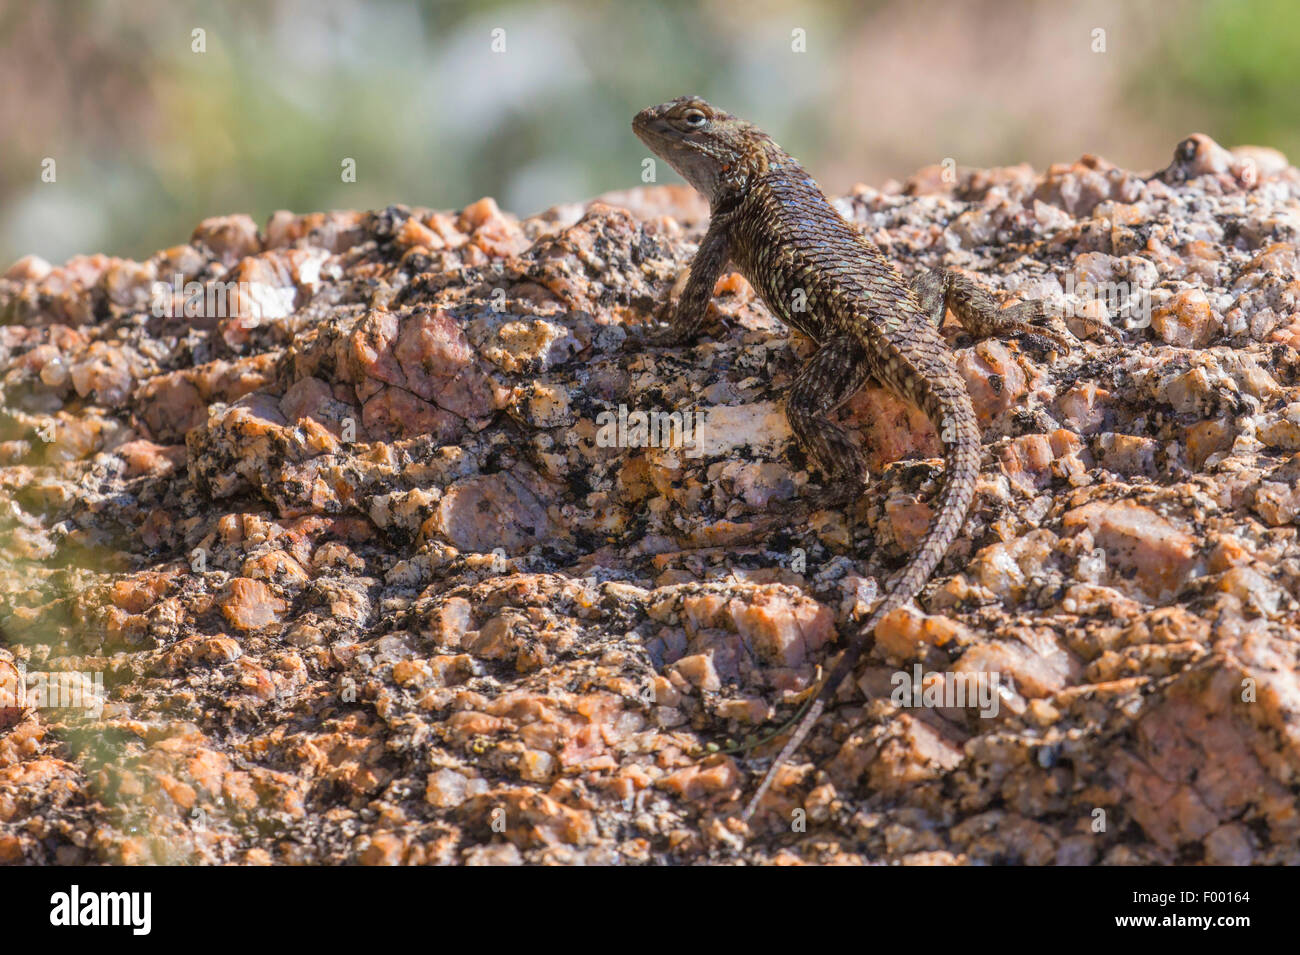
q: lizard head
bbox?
[633,96,780,206]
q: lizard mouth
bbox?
[631,112,655,141]
[631,109,672,146]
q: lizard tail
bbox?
[740,387,981,823]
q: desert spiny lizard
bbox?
[633,96,1116,824]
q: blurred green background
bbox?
[3,0,1298,267]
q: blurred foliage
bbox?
[1136,0,1300,160]
[0,0,1296,267]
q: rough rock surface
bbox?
[2,137,1300,865]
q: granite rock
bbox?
[2,134,1300,865]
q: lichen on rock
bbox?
[2,133,1300,865]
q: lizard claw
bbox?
[1018,328,1073,356]
[1072,316,1125,343]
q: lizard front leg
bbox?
[786,333,874,508]
[646,214,732,346]
[911,267,1122,351]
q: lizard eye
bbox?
[682,109,707,128]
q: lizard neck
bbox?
[708,133,797,212]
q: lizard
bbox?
[632,96,1118,825]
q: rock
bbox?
[1151,288,1219,347]
[220,578,287,632]
[2,138,1300,866]
[192,214,262,267]
[1062,500,1199,602]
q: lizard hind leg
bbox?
[911,267,1119,352]
[785,334,874,511]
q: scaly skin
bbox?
[633,97,1112,825]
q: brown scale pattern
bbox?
[727,166,984,821]
[632,96,1069,823]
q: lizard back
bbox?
[730,168,970,420]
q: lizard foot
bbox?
[1070,315,1125,343]
[806,479,864,511]
[643,322,695,348]
[620,319,694,350]
[1016,329,1072,357]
